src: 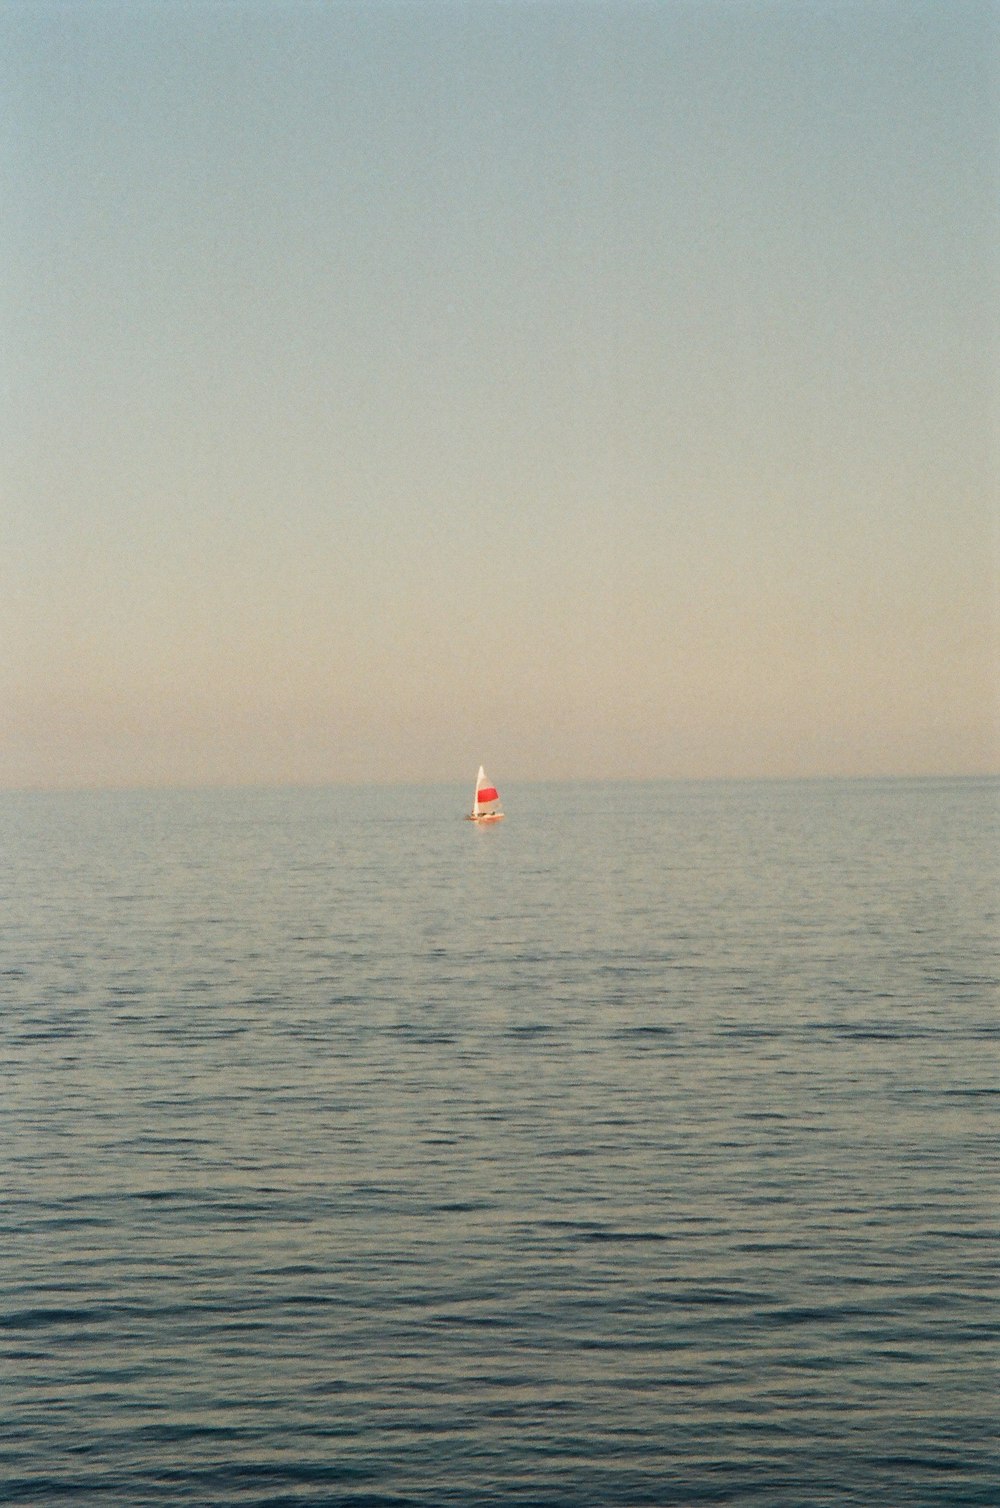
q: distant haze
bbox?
[3,0,997,789]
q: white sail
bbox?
[467,764,504,822]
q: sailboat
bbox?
[466,765,505,823]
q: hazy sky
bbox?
[3,0,997,788]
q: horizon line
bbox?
[2,769,996,797]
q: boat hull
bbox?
[465,813,504,823]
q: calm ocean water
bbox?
[1,777,997,1506]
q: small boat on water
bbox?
[466,765,504,823]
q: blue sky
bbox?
[3,0,997,787]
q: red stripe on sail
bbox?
[477,786,499,804]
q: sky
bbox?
[2,0,997,789]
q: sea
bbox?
[1,777,997,1507]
